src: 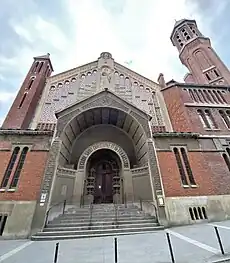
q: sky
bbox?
[0,0,230,125]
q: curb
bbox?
[211,257,230,263]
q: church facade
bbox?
[1,19,230,238]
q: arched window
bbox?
[203,90,213,103]
[210,91,219,104]
[45,66,50,76]
[0,147,20,188]
[197,207,203,219]
[189,90,198,102]
[193,207,199,220]
[180,148,196,185]
[189,207,195,220]
[214,69,219,77]
[197,109,209,128]
[204,110,217,129]
[217,91,227,103]
[206,73,211,81]
[199,90,208,103]
[194,89,203,102]
[219,110,230,128]
[27,78,34,90]
[202,207,208,219]
[33,62,39,73]
[18,93,27,109]
[222,153,230,171]
[10,147,29,188]
[38,62,44,73]
[226,111,230,123]
[226,147,230,158]
[173,147,188,185]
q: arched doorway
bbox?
[85,149,122,204]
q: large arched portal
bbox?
[50,94,155,205]
[86,149,121,204]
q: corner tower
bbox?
[171,19,230,85]
[2,54,53,129]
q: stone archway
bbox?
[77,141,130,170]
[77,142,129,204]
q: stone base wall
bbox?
[165,195,230,226]
[0,201,36,239]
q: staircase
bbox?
[31,203,163,241]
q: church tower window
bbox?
[0,147,20,188]
[223,153,230,171]
[173,147,188,186]
[180,148,196,185]
[10,147,29,189]
[38,62,44,73]
[18,92,27,108]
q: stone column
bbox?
[73,170,85,205]
[147,138,168,226]
[31,138,62,234]
[123,169,134,202]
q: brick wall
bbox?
[186,106,230,135]
[161,86,192,132]
[162,84,230,135]
[0,130,52,201]
[0,151,48,201]
[157,151,212,197]
[2,58,52,129]
[157,150,230,197]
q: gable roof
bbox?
[55,88,152,121]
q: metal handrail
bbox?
[80,194,84,208]
[88,202,93,229]
[44,197,71,228]
[138,197,159,223]
[113,200,118,228]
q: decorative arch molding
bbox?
[77,141,130,170]
[55,91,151,138]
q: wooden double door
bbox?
[94,161,114,204]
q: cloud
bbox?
[0,0,229,123]
[0,91,16,102]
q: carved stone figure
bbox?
[100,66,112,89]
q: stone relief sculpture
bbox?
[100,66,112,90]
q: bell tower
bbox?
[2,54,53,129]
[171,19,230,85]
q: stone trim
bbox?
[77,141,130,170]
[156,149,223,153]
[48,61,98,84]
[30,149,50,152]
[39,138,62,206]
[0,129,53,136]
[185,103,230,108]
[152,132,199,138]
[131,166,148,175]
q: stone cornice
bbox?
[162,81,229,91]
[152,132,199,138]
[184,103,230,108]
[0,129,53,136]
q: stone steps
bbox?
[44,222,159,231]
[48,219,157,227]
[31,204,162,241]
[32,226,163,241]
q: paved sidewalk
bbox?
[1,221,230,262]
